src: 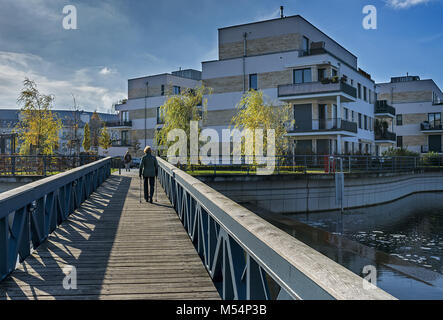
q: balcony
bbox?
[375,100,396,117]
[421,121,443,132]
[375,131,396,142]
[278,81,357,102]
[285,118,357,137]
[105,121,132,128]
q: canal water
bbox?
[0,182,26,194]
[249,192,443,300]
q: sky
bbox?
[0,0,442,113]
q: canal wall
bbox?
[197,171,443,213]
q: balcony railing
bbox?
[421,122,443,131]
[287,118,357,134]
[278,81,357,99]
[105,121,132,128]
[421,145,443,153]
[111,140,132,147]
[375,131,396,142]
[375,101,396,116]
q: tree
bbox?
[83,123,91,152]
[14,78,62,155]
[99,125,112,152]
[89,111,101,151]
[156,85,211,157]
[231,90,291,157]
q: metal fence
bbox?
[0,155,103,177]
[156,157,395,300]
[0,157,111,281]
[167,154,443,175]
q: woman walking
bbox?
[139,146,158,203]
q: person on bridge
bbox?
[139,146,158,203]
[124,150,132,172]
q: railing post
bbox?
[11,155,15,176]
[43,155,47,176]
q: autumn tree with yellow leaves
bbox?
[14,78,62,155]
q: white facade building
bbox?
[201,15,377,155]
[377,76,443,154]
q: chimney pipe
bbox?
[280,6,284,18]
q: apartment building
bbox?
[201,14,377,155]
[115,69,202,156]
[377,76,443,154]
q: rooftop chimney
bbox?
[280,6,284,18]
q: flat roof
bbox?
[218,14,357,59]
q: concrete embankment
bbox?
[197,171,443,213]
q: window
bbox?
[396,114,403,126]
[121,131,129,146]
[344,108,348,121]
[364,115,368,130]
[397,136,403,148]
[293,68,312,84]
[173,86,181,95]
[352,111,355,122]
[363,86,367,101]
[157,107,165,124]
[357,83,362,99]
[161,85,165,96]
[351,79,354,86]
[302,36,310,55]
[249,74,258,90]
[369,89,372,104]
[332,69,338,77]
[428,113,441,128]
[358,113,362,129]
[318,68,326,81]
[121,111,129,122]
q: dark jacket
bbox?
[139,153,158,178]
[124,153,132,163]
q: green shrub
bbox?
[381,147,419,157]
[423,151,441,166]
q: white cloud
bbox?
[386,0,432,9]
[99,67,115,75]
[0,51,126,113]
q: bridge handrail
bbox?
[0,157,111,281]
[157,157,395,300]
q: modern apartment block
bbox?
[377,76,443,154]
[115,69,202,156]
[201,15,377,155]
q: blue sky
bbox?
[0,0,442,112]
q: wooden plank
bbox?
[0,172,220,300]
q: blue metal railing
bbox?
[0,157,111,281]
[156,157,395,300]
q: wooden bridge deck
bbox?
[0,171,220,300]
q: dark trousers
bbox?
[144,177,155,201]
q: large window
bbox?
[249,74,258,90]
[363,86,367,102]
[161,85,165,96]
[121,131,129,146]
[318,68,326,81]
[293,68,312,84]
[428,113,441,128]
[396,114,403,126]
[364,115,368,130]
[357,83,362,99]
[302,36,310,55]
[397,136,403,148]
[173,86,181,95]
[121,111,129,122]
[358,113,362,129]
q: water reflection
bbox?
[246,192,443,299]
[295,192,443,274]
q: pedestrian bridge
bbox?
[0,157,395,300]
